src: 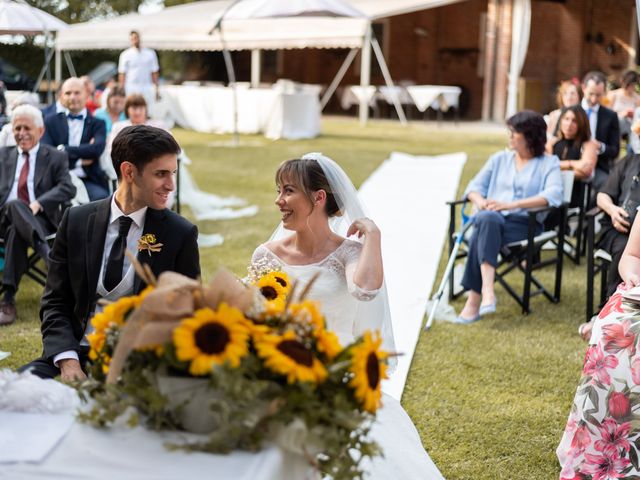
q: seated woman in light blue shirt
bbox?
[93,85,126,135]
[456,110,563,323]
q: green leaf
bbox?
[630,446,639,471]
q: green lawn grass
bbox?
[0,117,585,479]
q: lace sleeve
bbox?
[245,245,283,284]
[342,241,381,301]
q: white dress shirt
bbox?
[66,107,87,178]
[8,143,39,204]
[53,195,148,367]
[66,107,87,147]
[581,99,607,155]
[582,98,600,138]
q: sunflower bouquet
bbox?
[78,265,390,480]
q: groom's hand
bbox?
[59,359,87,382]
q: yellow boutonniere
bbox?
[138,233,163,256]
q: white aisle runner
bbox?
[359,151,467,401]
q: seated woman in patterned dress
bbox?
[558,210,640,479]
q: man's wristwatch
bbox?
[56,144,65,152]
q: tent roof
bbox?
[56,0,463,51]
[0,0,67,35]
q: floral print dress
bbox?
[558,284,640,480]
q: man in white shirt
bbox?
[118,31,160,108]
[21,125,200,380]
[0,105,75,325]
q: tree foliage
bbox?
[26,0,146,24]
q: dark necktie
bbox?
[103,216,133,291]
[17,151,30,204]
[67,113,84,120]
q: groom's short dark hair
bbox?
[111,125,180,180]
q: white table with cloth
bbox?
[406,85,462,113]
[154,84,320,140]
[1,408,311,479]
[0,370,312,480]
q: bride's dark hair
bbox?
[276,159,341,217]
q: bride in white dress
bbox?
[251,153,444,480]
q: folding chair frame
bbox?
[585,207,611,322]
[0,232,56,293]
[562,181,591,265]
[447,199,566,314]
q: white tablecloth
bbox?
[340,85,378,110]
[406,85,462,112]
[0,411,312,480]
[155,85,320,140]
[377,86,413,106]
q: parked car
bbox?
[87,61,117,88]
[0,58,36,91]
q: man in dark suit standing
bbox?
[0,105,76,326]
[42,77,109,201]
[22,125,200,381]
[581,71,620,191]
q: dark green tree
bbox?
[26,0,145,24]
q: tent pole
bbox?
[64,51,76,77]
[45,32,52,104]
[55,42,61,86]
[371,36,406,125]
[251,49,261,88]
[320,48,358,110]
[221,36,239,146]
[33,42,55,100]
[359,23,372,126]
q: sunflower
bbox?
[257,273,288,303]
[263,296,286,318]
[316,329,342,361]
[268,270,291,294]
[348,331,389,413]
[87,331,106,361]
[255,330,327,384]
[173,303,250,376]
[90,295,138,333]
[288,300,325,332]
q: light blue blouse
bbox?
[93,108,126,135]
[464,150,564,217]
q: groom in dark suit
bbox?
[0,105,76,326]
[42,77,110,201]
[22,125,200,381]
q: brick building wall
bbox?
[261,0,636,120]
[522,0,634,114]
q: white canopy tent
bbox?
[55,0,464,124]
[0,0,68,102]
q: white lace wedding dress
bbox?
[252,241,445,480]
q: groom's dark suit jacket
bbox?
[39,197,200,361]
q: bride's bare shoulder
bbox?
[262,238,291,256]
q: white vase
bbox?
[155,373,220,434]
[269,418,324,457]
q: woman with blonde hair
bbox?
[547,80,582,138]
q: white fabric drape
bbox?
[505,0,531,118]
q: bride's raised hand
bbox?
[347,218,381,240]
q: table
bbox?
[405,85,462,113]
[154,85,321,140]
[1,410,312,480]
[339,85,378,110]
